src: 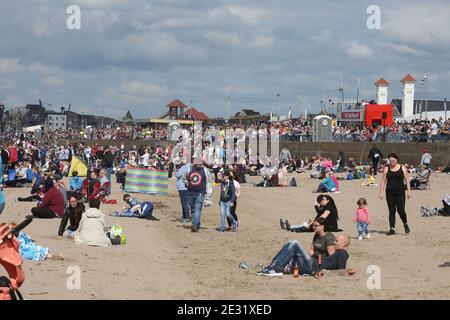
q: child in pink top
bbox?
[354,198,371,240]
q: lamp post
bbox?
[423,73,429,121]
[227,96,231,120]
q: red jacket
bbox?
[8,147,18,164]
[82,179,101,201]
[38,186,65,217]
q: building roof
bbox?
[166,99,188,108]
[400,74,417,83]
[182,107,209,121]
[234,109,261,117]
[375,77,389,86]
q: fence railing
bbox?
[280,133,450,143]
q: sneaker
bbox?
[366,233,371,239]
[404,224,410,234]
[279,218,286,230]
[386,229,395,236]
[358,235,363,240]
[191,225,199,233]
[216,227,227,232]
[285,220,291,231]
[256,268,283,277]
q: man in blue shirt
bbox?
[175,161,191,223]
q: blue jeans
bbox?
[219,201,235,229]
[106,168,113,194]
[188,192,205,229]
[269,240,314,274]
[178,190,190,219]
[357,221,369,236]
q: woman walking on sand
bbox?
[379,153,411,236]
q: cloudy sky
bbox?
[0,0,449,119]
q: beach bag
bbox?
[289,177,297,187]
[108,224,127,245]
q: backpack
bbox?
[289,177,297,187]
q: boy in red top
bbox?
[354,198,371,240]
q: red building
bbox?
[364,104,394,127]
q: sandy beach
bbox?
[2,171,449,300]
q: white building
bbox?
[46,113,67,131]
[401,74,416,118]
[375,77,389,104]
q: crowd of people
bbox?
[0,125,449,299]
[1,117,449,145]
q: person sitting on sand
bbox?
[256,232,350,277]
[361,168,378,186]
[31,176,65,219]
[69,170,84,195]
[58,195,85,238]
[281,194,341,233]
[410,165,430,190]
[315,172,337,193]
[98,169,111,200]
[74,199,111,247]
[112,194,158,220]
[254,168,279,187]
[81,171,101,201]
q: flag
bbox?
[69,156,88,177]
[124,167,169,195]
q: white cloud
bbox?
[227,6,268,25]
[44,76,64,87]
[32,22,52,37]
[247,35,274,48]
[382,2,450,48]
[375,42,425,56]
[341,41,375,59]
[0,57,24,74]
[203,30,241,47]
[120,81,168,97]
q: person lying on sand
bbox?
[256,232,351,277]
[111,194,159,220]
[0,223,64,261]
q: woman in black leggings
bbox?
[379,153,411,235]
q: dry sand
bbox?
[1,172,450,300]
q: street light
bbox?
[227,96,231,120]
[423,73,429,121]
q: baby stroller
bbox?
[0,216,33,300]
